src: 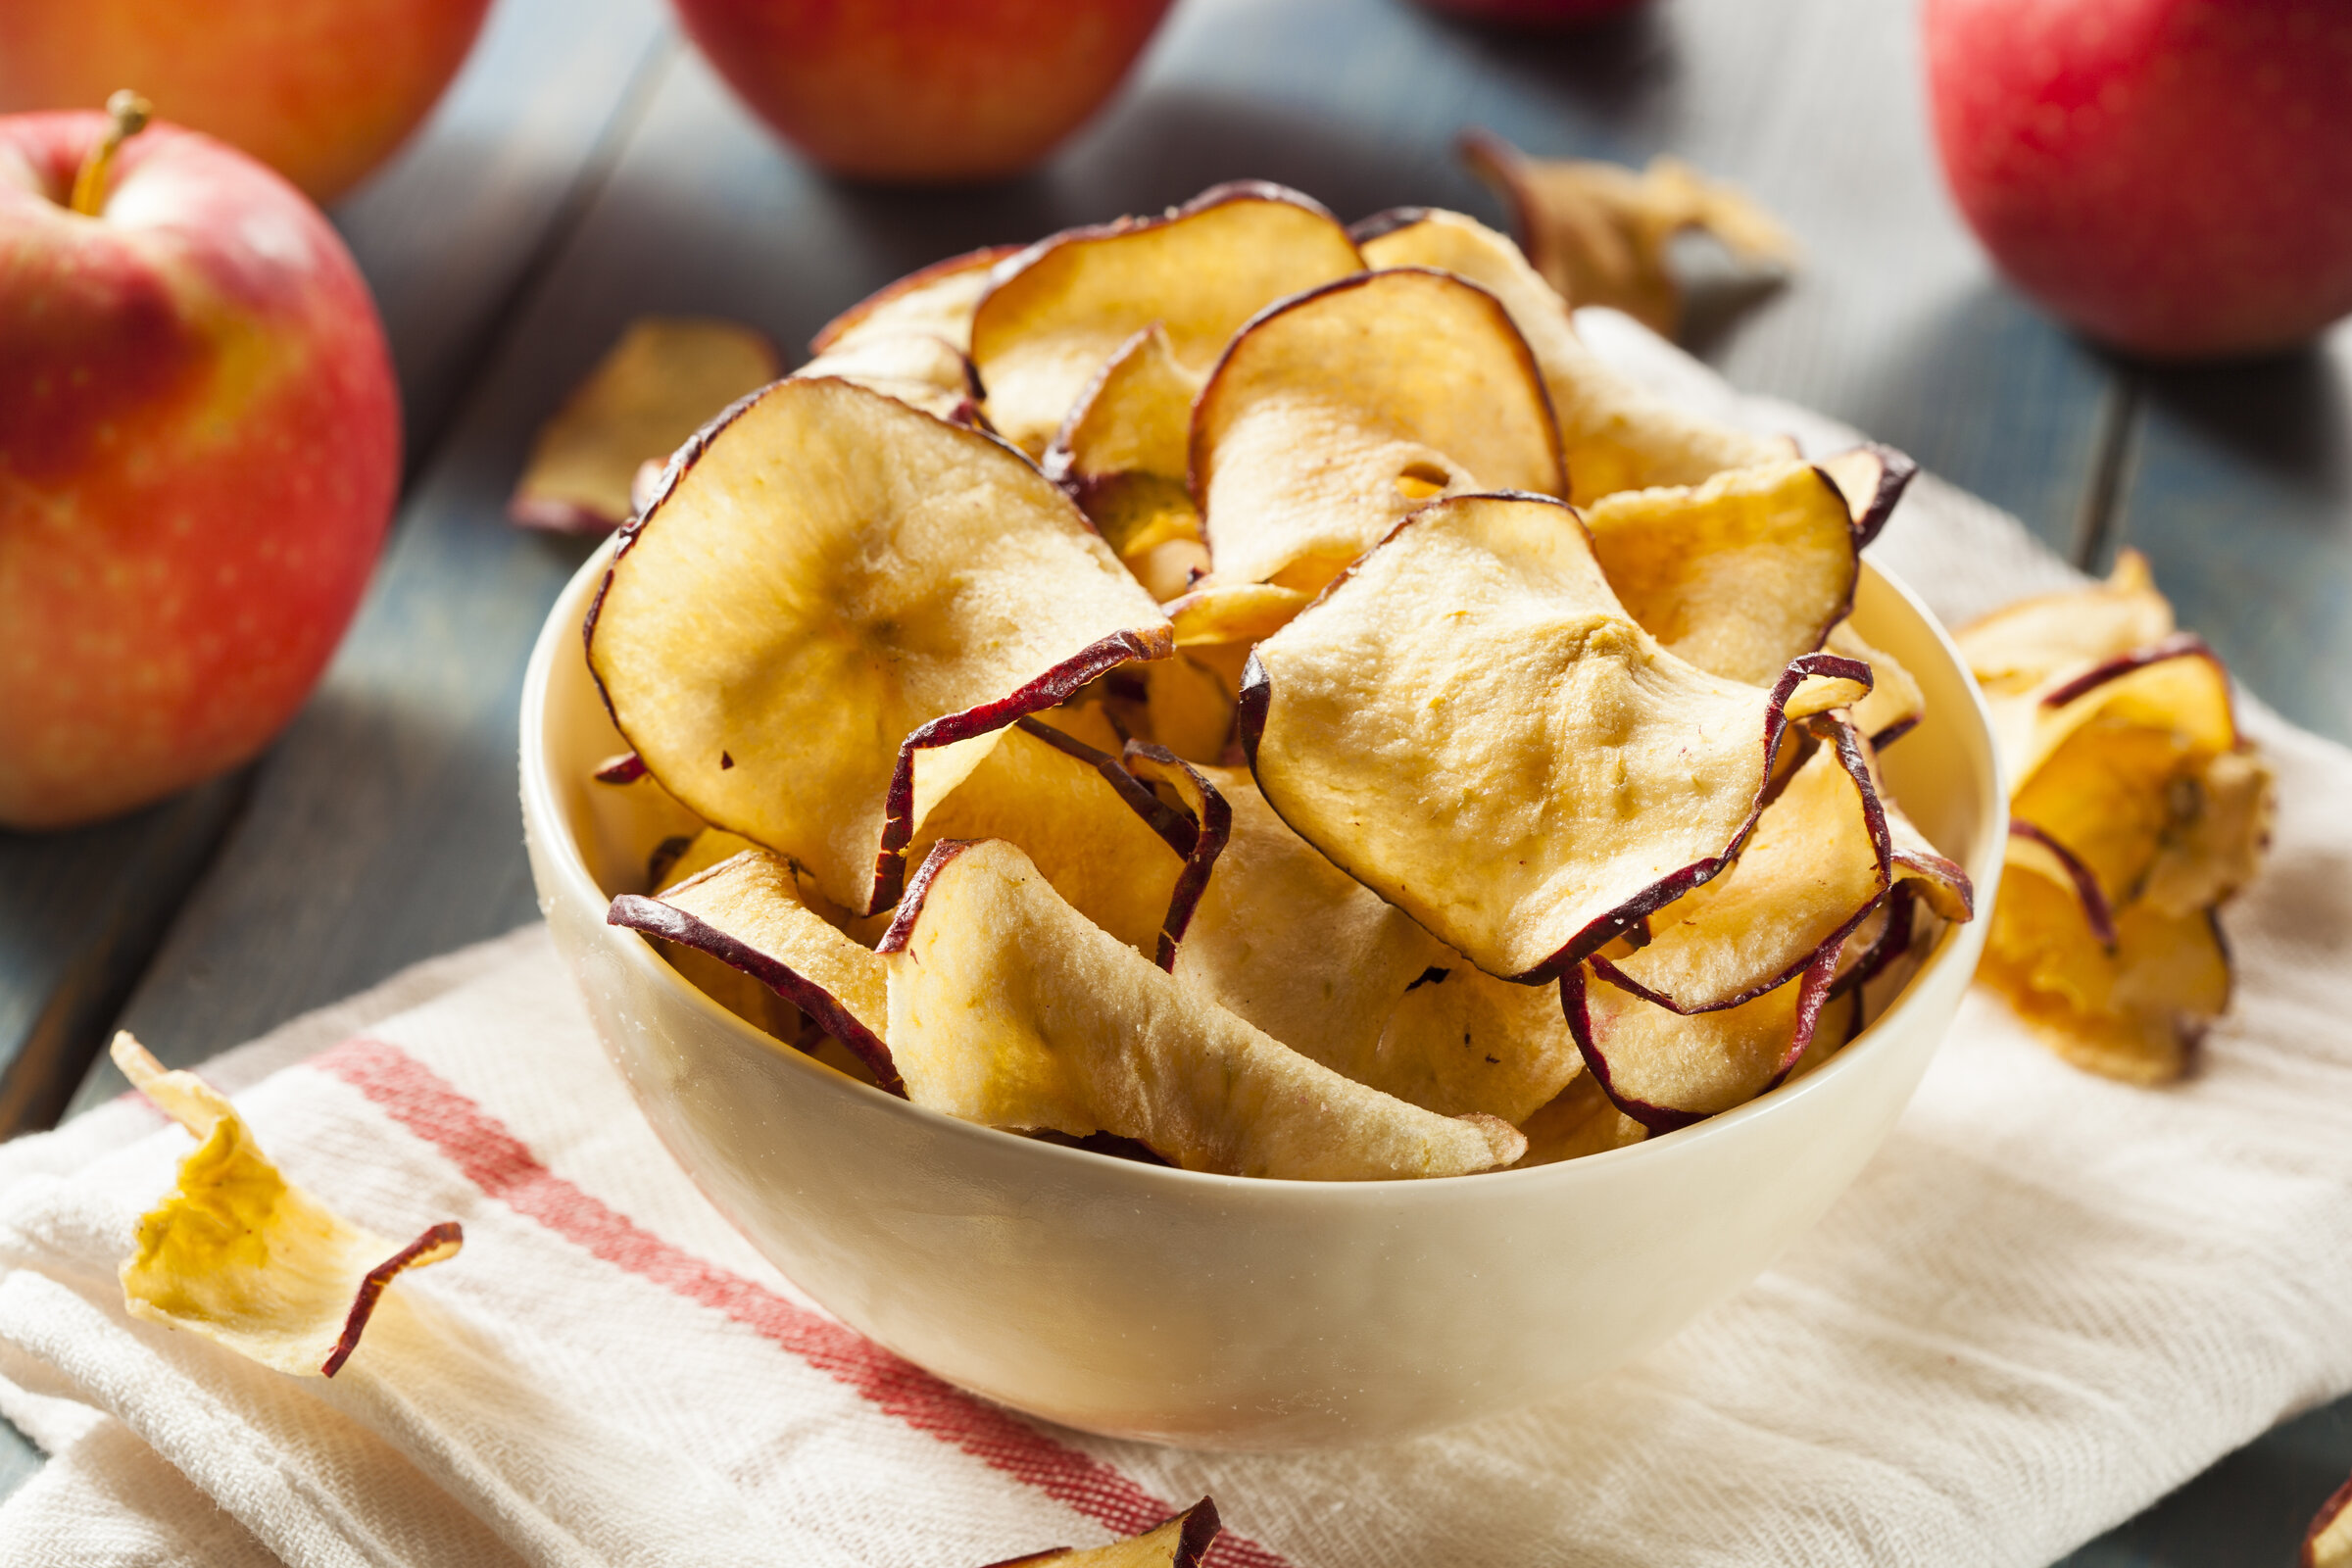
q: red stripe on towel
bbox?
[315,1036,1287,1568]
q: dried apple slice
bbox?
[2308,1476,2352,1568]
[1368,961,1584,1123]
[809,244,1022,357]
[1592,719,1890,1014]
[1192,268,1565,593]
[1351,205,1793,504]
[110,1034,463,1378]
[608,847,902,1093]
[970,183,1363,456]
[510,317,781,534]
[792,330,982,426]
[1955,549,2174,695]
[985,1497,1221,1568]
[1041,324,1211,597]
[1163,582,1311,648]
[1568,949,1842,1131]
[1582,458,1862,687]
[1980,828,2230,1085]
[880,840,1525,1180]
[2139,746,2276,916]
[1512,1073,1648,1166]
[1240,490,1869,981]
[1826,618,1926,748]
[588,376,1171,915]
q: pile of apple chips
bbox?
[1959,554,2272,1083]
[588,183,1975,1180]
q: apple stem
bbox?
[68,90,153,218]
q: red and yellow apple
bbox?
[0,105,401,830]
[669,0,1177,183]
[0,0,493,204]
[1927,0,2352,358]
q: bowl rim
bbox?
[522,537,2006,1201]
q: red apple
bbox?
[0,104,400,830]
[0,0,492,205]
[1927,0,2352,359]
[670,0,1177,183]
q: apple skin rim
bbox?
[876,838,980,956]
[583,374,1178,918]
[808,241,1024,357]
[1233,489,1875,985]
[1120,740,1237,971]
[591,750,646,785]
[320,1221,465,1378]
[1819,442,1918,552]
[2008,819,2119,949]
[975,1496,1222,1568]
[606,892,907,1098]
[1185,265,1568,513]
[1588,715,1893,1016]
[2036,630,2220,711]
[2301,1471,2352,1568]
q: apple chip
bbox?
[969,183,1363,455]
[809,244,1022,357]
[1582,458,1863,687]
[1163,583,1311,649]
[2139,745,2275,916]
[1040,324,1212,597]
[1368,961,1585,1123]
[510,318,782,534]
[792,330,982,426]
[608,847,902,1093]
[1827,618,1925,748]
[588,376,1171,915]
[1241,490,1870,981]
[1956,549,2174,695]
[1192,268,1565,592]
[984,1497,1221,1568]
[1568,949,1842,1131]
[1979,828,2230,1085]
[1458,130,1798,340]
[110,1034,463,1378]
[1592,719,1890,1014]
[2308,1475,2352,1568]
[880,840,1525,1180]
[1352,205,1793,504]
[1512,1073,1648,1166]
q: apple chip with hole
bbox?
[1240,490,1870,981]
[970,182,1363,456]
[1582,458,1867,687]
[1568,949,1843,1131]
[984,1497,1222,1568]
[811,244,1021,358]
[880,839,1525,1180]
[588,376,1171,917]
[793,330,983,427]
[110,1034,462,1378]
[1352,205,1794,504]
[1192,268,1564,593]
[511,317,781,534]
[1042,324,1211,598]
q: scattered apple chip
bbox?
[970,182,1364,456]
[809,244,1022,357]
[1955,549,2174,696]
[1352,204,1794,503]
[983,1496,1222,1568]
[608,847,902,1093]
[1568,947,1842,1131]
[879,839,1525,1179]
[792,330,983,426]
[510,317,781,534]
[588,376,1172,916]
[1592,719,1889,1013]
[1240,490,1871,981]
[1512,1072,1648,1166]
[1582,458,1863,687]
[1459,129,1799,340]
[110,1034,463,1378]
[2138,745,2275,916]
[1192,268,1565,593]
[2307,1474,2352,1568]
[1827,618,1925,748]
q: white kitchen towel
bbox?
[1,316,2347,1568]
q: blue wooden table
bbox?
[3,0,2346,1556]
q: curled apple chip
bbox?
[1459,129,1798,340]
[1193,268,1565,592]
[1980,827,2230,1085]
[985,1496,1221,1568]
[880,840,1525,1180]
[1352,204,1793,504]
[1041,324,1212,598]
[809,244,1022,357]
[110,1034,462,1378]
[1163,583,1311,649]
[1117,741,1234,969]
[970,183,1363,456]
[608,847,902,1093]
[1955,549,2174,695]
[1240,490,1869,980]
[511,317,782,534]
[1512,1073,1648,1166]
[588,376,1171,916]
[2308,1475,2352,1568]
[793,330,983,426]
[1582,458,1863,687]
[1568,949,1842,1131]
[1592,719,1890,1014]
[1826,618,1925,748]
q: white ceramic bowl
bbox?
[521,546,2004,1451]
